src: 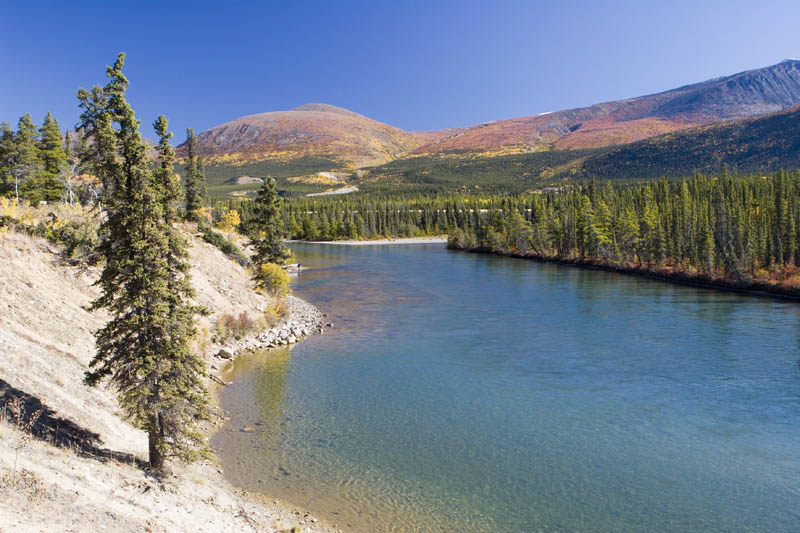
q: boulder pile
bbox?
[214,295,326,360]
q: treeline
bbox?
[447,172,800,292]
[216,193,491,240]
[0,113,77,204]
[0,113,212,218]
[217,171,800,293]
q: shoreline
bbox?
[291,236,447,246]
[455,246,800,302]
[206,294,337,531]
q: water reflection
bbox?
[225,347,292,422]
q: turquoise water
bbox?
[213,243,800,532]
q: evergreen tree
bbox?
[11,114,41,201]
[0,122,14,196]
[32,112,67,203]
[183,128,208,221]
[80,54,209,473]
[250,177,291,293]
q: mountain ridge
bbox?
[181,60,800,180]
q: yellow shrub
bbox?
[256,262,290,297]
[0,197,19,218]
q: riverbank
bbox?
[297,236,447,246]
[209,296,325,368]
[453,244,800,301]
[0,229,336,532]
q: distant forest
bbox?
[212,169,800,295]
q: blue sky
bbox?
[2,1,800,140]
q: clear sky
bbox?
[2,0,800,140]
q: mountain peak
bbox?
[291,103,363,117]
[181,103,421,168]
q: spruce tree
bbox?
[183,128,208,221]
[151,115,210,465]
[0,123,14,196]
[80,54,209,473]
[33,112,67,203]
[250,177,292,293]
[12,114,41,202]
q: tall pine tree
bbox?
[12,114,41,201]
[0,123,14,196]
[183,128,208,221]
[80,54,209,473]
[250,176,291,293]
[32,112,67,203]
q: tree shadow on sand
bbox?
[0,378,147,469]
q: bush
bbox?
[46,218,98,259]
[213,305,290,343]
[1,200,100,260]
[255,263,290,296]
[264,299,289,326]
[215,311,259,342]
[197,220,249,266]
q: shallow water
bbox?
[213,243,800,532]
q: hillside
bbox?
[358,104,800,191]
[412,59,800,155]
[179,103,423,169]
[184,60,800,198]
[571,104,800,180]
[0,221,333,532]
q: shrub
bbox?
[264,299,289,327]
[197,220,249,266]
[255,262,290,297]
[215,311,256,342]
[1,201,100,260]
[46,217,98,259]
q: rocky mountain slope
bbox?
[358,103,800,192]
[412,59,800,154]
[572,104,800,180]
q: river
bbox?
[212,243,800,531]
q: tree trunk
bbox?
[148,412,164,473]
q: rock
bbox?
[217,348,233,359]
[288,336,297,344]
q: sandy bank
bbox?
[0,229,336,532]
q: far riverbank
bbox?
[451,245,800,302]
[290,236,447,246]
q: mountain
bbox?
[180,103,423,168]
[359,104,800,194]
[571,104,800,180]
[412,60,800,155]
[184,60,800,197]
